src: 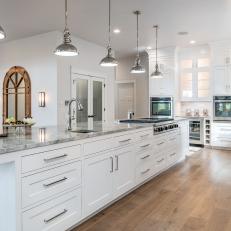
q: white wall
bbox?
[56,32,115,126]
[0,32,58,126]
[0,31,116,127]
[115,53,149,118]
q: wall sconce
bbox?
[38,92,46,107]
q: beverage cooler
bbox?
[189,118,204,146]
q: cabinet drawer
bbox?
[84,134,134,155]
[22,188,82,231]
[113,133,135,147]
[166,149,179,166]
[136,150,153,165]
[136,129,153,141]
[135,140,153,154]
[22,145,81,173]
[154,154,166,174]
[154,137,166,152]
[136,162,153,185]
[84,138,113,155]
[22,161,81,208]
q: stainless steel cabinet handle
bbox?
[157,142,164,146]
[43,177,68,188]
[44,209,68,224]
[44,154,68,162]
[110,156,114,173]
[140,134,149,138]
[170,138,176,141]
[141,169,150,175]
[170,153,176,157]
[141,155,150,160]
[115,155,119,171]
[119,139,131,143]
[140,144,151,148]
[157,158,164,163]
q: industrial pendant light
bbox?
[0,25,6,40]
[130,11,145,74]
[54,0,78,56]
[100,0,118,67]
[151,25,163,78]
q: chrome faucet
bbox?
[67,98,83,131]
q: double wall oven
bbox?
[150,97,173,119]
[213,96,231,121]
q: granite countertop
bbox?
[0,121,151,155]
[0,118,189,155]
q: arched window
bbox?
[3,66,31,123]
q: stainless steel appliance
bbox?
[189,118,204,146]
[213,96,231,121]
[153,121,179,135]
[150,97,173,119]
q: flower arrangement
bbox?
[4,116,36,126]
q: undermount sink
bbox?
[119,119,151,123]
[70,129,95,133]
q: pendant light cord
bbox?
[65,0,68,29]
[108,0,111,47]
[155,25,158,66]
[136,11,139,57]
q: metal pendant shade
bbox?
[54,0,78,56]
[100,0,118,67]
[130,11,145,74]
[151,25,163,78]
[0,25,6,39]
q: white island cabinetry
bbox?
[0,122,189,231]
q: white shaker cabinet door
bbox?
[83,152,113,216]
[113,146,135,199]
[213,67,227,95]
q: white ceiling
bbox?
[0,0,231,57]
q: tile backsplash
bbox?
[177,102,211,117]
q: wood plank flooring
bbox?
[72,149,231,231]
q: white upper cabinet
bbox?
[148,47,176,97]
[179,46,211,101]
[210,41,231,95]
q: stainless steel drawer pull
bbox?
[141,155,150,160]
[44,209,68,224]
[140,144,151,148]
[157,158,164,163]
[170,138,176,141]
[110,156,114,173]
[141,169,150,174]
[44,154,68,162]
[157,142,164,146]
[140,134,149,138]
[115,155,119,171]
[119,139,131,143]
[170,153,176,157]
[43,177,68,188]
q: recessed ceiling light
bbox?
[147,46,152,50]
[178,31,188,36]
[113,29,121,34]
[190,40,196,44]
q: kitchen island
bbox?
[0,119,189,231]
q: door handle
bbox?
[88,115,96,118]
[115,155,119,171]
[110,156,114,173]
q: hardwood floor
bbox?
[73,148,231,231]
